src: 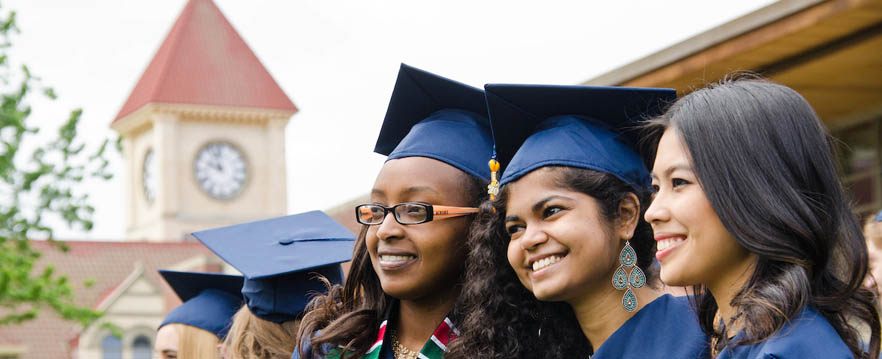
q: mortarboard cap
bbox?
[192,210,355,323]
[158,270,244,338]
[241,264,344,323]
[374,63,494,181]
[485,84,676,187]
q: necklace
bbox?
[390,331,421,359]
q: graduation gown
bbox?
[589,294,710,359]
[293,304,458,359]
[716,306,853,359]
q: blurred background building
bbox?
[0,0,359,358]
[1,0,879,357]
[585,0,882,218]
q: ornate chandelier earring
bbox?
[612,240,646,312]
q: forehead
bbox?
[154,325,179,350]
[504,168,561,210]
[652,128,690,171]
[372,156,469,201]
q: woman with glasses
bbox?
[644,77,879,358]
[447,85,709,359]
[294,64,492,359]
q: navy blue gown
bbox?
[589,294,710,359]
[716,306,853,359]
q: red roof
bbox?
[113,0,297,122]
[0,240,216,358]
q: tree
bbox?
[0,6,112,326]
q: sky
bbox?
[7,0,776,240]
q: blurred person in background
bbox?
[156,270,244,359]
[864,211,882,297]
[193,211,355,359]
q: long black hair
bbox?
[297,172,487,359]
[643,76,881,358]
[447,166,655,358]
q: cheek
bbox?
[669,191,743,281]
[418,222,468,268]
[364,228,379,253]
[507,241,531,289]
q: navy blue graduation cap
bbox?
[158,270,244,338]
[485,84,676,187]
[373,63,494,181]
[192,210,355,323]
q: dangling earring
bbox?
[612,239,646,312]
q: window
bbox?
[101,335,122,359]
[834,117,882,219]
[132,335,152,359]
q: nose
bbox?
[519,225,549,251]
[644,193,670,225]
[375,211,404,240]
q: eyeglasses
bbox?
[355,202,479,225]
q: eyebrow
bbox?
[533,195,571,214]
[400,186,440,197]
[505,195,572,222]
[651,163,693,179]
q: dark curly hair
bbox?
[447,166,656,358]
[643,76,881,358]
[296,172,487,359]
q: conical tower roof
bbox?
[114,0,297,122]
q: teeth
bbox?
[531,255,563,271]
[380,255,415,262]
[657,237,686,251]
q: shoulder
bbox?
[593,294,710,359]
[652,294,704,333]
[291,332,315,359]
[292,330,338,359]
[651,295,709,352]
[725,306,853,359]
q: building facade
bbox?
[0,0,303,357]
[584,0,882,218]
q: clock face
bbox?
[142,149,157,203]
[194,142,248,200]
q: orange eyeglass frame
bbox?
[356,203,479,225]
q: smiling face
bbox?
[366,156,473,301]
[503,168,631,302]
[645,128,754,287]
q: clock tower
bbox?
[111,0,297,241]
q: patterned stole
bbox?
[329,315,459,359]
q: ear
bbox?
[616,193,641,241]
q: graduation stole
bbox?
[327,317,459,359]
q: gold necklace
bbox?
[390,331,420,359]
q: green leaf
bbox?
[0,3,113,328]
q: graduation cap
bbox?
[158,270,244,338]
[373,63,494,181]
[192,210,356,323]
[484,84,676,187]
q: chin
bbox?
[659,266,693,287]
[380,285,411,299]
[530,284,567,302]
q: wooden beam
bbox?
[621,0,870,87]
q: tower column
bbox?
[266,119,288,216]
[154,113,180,240]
